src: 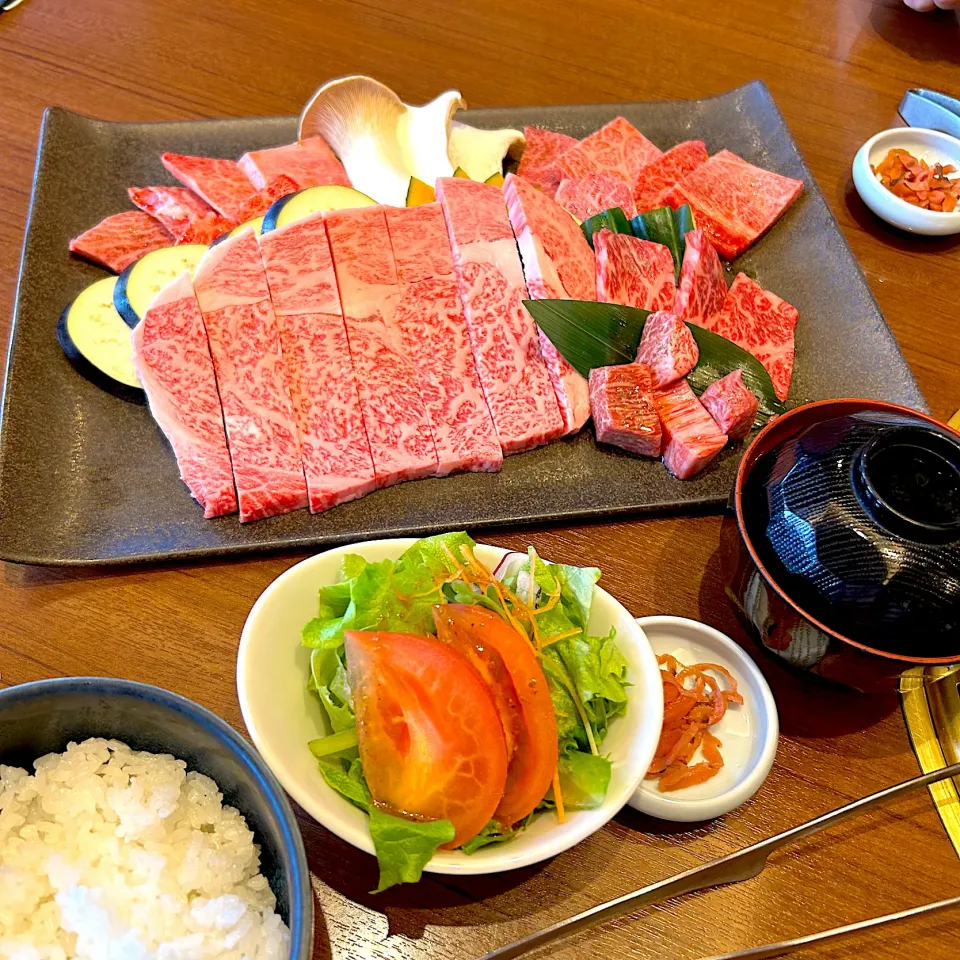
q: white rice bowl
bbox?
[0,738,290,959]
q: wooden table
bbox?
[2,0,960,956]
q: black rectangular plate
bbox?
[0,81,926,565]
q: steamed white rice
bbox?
[0,738,291,960]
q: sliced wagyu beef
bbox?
[69,211,173,273]
[502,172,593,433]
[705,273,798,402]
[128,186,233,245]
[161,152,296,223]
[632,140,708,214]
[258,212,377,512]
[556,116,662,182]
[192,231,308,522]
[595,231,676,312]
[239,137,350,191]
[554,117,661,220]
[589,363,661,457]
[516,127,579,199]
[654,379,728,480]
[326,205,439,487]
[672,229,727,327]
[700,369,759,442]
[384,203,503,475]
[663,149,803,259]
[555,173,637,221]
[635,311,699,388]
[503,173,595,302]
[131,273,237,519]
[436,176,564,453]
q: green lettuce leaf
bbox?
[318,757,454,892]
[310,647,356,732]
[302,532,476,651]
[317,758,372,812]
[368,808,455,892]
[555,750,612,810]
[460,814,536,855]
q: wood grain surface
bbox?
[2,1,960,957]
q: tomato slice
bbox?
[343,630,507,848]
[432,605,558,828]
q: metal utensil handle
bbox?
[697,893,960,960]
[479,762,960,960]
[899,89,960,140]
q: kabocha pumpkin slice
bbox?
[405,176,436,206]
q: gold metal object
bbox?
[900,666,960,857]
[949,408,960,432]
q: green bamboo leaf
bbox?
[631,204,695,280]
[525,299,786,424]
[523,299,650,379]
[581,207,632,249]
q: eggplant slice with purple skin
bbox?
[113,244,208,328]
[57,276,145,403]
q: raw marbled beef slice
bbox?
[635,310,699,388]
[503,172,596,301]
[589,363,661,457]
[554,173,636,221]
[654,379,728,480]
[632,140,709,214]
[663,151,803,259]
[700,368,759,441]
[502,172,592,432]
[436,177,564,453]
[192,231,308,521]
[537,331,591,435]
[234,174,299,223]
[239,137,350,191]
[704,273,798,402]
[557,116,662,182]
[69,211,173,273]
[131,273,237,518]
[595,231,676,311]
[516,127,579,199]
[672,228,727,327]
[385,204,503,474]
[258,213,377,511]
[326,205,439,487]
[128,186,234,244]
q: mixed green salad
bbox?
[301,531,629,891]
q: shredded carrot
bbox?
[871,148,960,213]
[552,766,566,823]
[645,655,744,793]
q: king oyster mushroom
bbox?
[299,76,525,206]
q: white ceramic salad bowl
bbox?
[237,537,664,875]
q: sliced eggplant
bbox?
[113,244,208,328]
[260,185,377,233]
[58,276,144,403]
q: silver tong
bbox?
[480,762,960,960]
[899,88,960,140]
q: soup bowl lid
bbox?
[734,399,960,665]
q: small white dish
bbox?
[629,616,778,823]
[852,127,960,236]
[237,537,664,875]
